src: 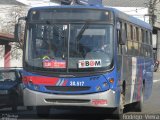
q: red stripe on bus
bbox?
[137,65,142,101]
[22,76,59,85]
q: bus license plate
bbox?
[70,81,84,86]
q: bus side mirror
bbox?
[14,23,21,42]
[14,17,26,42]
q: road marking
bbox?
[153,79,160,83]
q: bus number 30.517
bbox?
[70,81,85,86]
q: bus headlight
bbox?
[33,85,39,91]
[27,80,33,88]
[96,86,101,91]
[27,81,40,91]
[103,82,108,87]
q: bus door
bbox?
[117,22,130,104]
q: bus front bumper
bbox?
[23,88,120,108]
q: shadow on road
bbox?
[0,104,143,120]
[0,106,133,120]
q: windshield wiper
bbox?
[76,22,89,41]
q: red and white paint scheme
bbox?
[43,60,66,69]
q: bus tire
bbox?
[134,85,144,112]
[36,106,50,118]
[113,91,125,119]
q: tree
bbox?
[0,5,27,60]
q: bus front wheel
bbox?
[36,106,50,118]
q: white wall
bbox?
[16,0,60,7]
[152,34,157,48]
[0,45,5,67]
[10,45,23,67]
[0,4,26,68]
[0,5,15,32]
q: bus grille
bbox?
[45,99,90,103]
[45,86,90,92]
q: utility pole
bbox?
[149,0,160,71]
[149,0,157,25]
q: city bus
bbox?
[15,2,153,118]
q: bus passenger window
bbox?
[136,27,139,42]
[118,22,127,45]
[139,29,142,43]
[146,31,149,44]
[130,25,133,40]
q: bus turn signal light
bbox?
[109,78,114,83]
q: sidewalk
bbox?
[153,71,160,83]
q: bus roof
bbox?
[29,5,152,30]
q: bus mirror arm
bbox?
[14,23,21,42]
[18,17,26,23]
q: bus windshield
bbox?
[26,23,113,73]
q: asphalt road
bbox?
[0,72,160,120]
[134,72,160,114]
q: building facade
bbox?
[0,0,26,67]
[153,1,160,69]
